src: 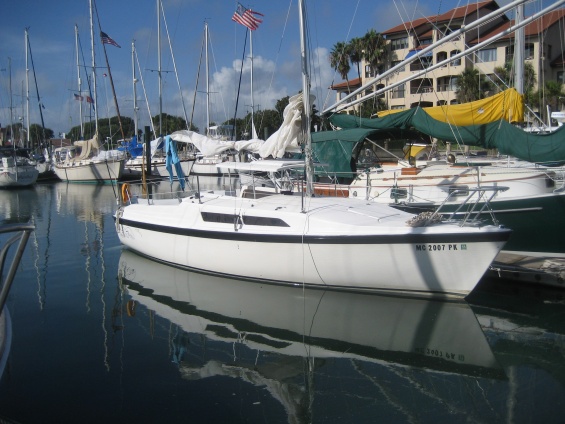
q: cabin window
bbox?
[557,71,564,85]
[201,212,289,227]
[390,188,407,199]
[448,185,469,196]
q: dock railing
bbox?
[0,224,35,313]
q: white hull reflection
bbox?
[118,249,503,373]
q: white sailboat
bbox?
[0,147,39,188]
[52,0,126,183]
[114,0,511,298]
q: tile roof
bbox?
[467,8,565,44]
[330,77,363,90]
[382,0,501,36]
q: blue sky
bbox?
[0,0,492,138]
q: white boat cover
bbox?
[170,92,313,159]
[170,131,235,156]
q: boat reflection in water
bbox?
[118,249,507,422]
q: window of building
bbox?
[558,71,564,85]
[391,85,405,99]
[450,50,461,66]
[477,48,497,62]
[365,64,374,78]
[524,43,534,59]
[391,60,405,72]
[418,38,433,47]
[391,37,408,51]
[437,51,448,65]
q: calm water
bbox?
[0,180,564,423]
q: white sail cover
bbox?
[170,92,312,158]
[257,92,313,158]
[170,130,235,156]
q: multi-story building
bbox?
[331,1,565,114]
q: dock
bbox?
[487,253,565,289]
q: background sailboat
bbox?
[52,0,126,183]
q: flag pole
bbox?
[93,1,125,143]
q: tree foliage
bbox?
[455,68,495,103]
[2,123,54,148]
[362,29,387,77]
[493,61,536,94]
[330,41,351,91]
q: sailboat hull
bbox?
[116,194,510,298]
[54,159,125,183]
[0,164,38,187]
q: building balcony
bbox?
[410,86,434,95]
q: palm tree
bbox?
[348,37,364,82]
[362,29,386,78]
[455,68,494,103]
[329,41,351,92]
[543,80,565,112]
[493,61,536,94]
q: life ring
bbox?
[121,183,131,203]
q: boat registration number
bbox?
[416,244,467,251]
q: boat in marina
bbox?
[52,135,126,183]
[346,160,565,257]
[120,135,195,180]
[0,148,39,188]
[118,249,507,420]
[114,0,511,299]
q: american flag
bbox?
[100,31,121,48]
[86,96,94,104]
[232,3,263,31]
[74,93,83,101]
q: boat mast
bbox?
[159,0,190,129]
[298,0,313,199]
[90,0,99,136]
[157,0,162,135]
[205,22,210,132]
[132,40,138,140]
[76,24,84,139]
[250,29,256,138]
[514,4,525,95]
[25,28,30,149]
[8,57,13,143]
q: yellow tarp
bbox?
[377,88,524,125]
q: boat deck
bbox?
[488,253,565,289]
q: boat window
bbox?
[448,185,469,196]
[201,212,289,227]
[390,188,407,199]
[243,216,290,227]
